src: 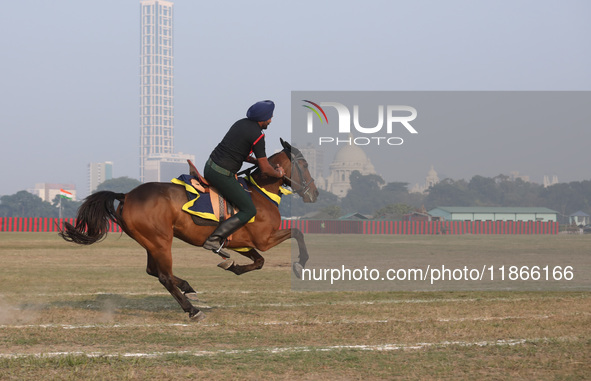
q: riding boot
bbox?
[202,215,245,259]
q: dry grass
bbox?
[0,232,590,380]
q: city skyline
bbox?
[1,1,590,199]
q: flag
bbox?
[59,189,73,200]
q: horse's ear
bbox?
[280,138,291,151]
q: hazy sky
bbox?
[1,0,589,199]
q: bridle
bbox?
[239,147,315,200]
[282,149,315,200]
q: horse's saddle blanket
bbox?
[172,174,253,223]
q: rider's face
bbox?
[259,118,272,129]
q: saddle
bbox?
[175,160,288,226]
[187,160,211,193]
[174,160,242,225]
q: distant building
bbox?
[428,207,558,222]
[88,161,113,193]
[338,212,369,220]
[28,183,77,202]
[569,211,590,226]
[404,210,442,222]
[144,152,195,183]
[324,144,377,197]
[509,171,530,182]
[139,0,175,182]
[410,165,440,194]
[543,175,559,187]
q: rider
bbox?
[202,100,285,259]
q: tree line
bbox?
[0,177,141,219]
[281,171,591,224]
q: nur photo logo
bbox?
[302,99,418,146]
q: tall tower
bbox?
[88,161,113,194]
[139,0,175,182]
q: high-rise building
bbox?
[88,161,113,193]
[139,0,175,182]
[139,0,193,182]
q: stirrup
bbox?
[203,239,231,259]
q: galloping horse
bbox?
[60,139,318,320]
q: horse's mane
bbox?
[248,139,302,178]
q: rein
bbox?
[240,149,315,200]
[282,150,315,200]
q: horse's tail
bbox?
[59,191,126,245]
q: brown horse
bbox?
[60,139,318,321]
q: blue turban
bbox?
[246,100,275,122]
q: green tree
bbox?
[541,182,590,223]
[341,171,388,215]
[280,189,339,218]
[95,177,142,194]
[381,181,421,209]
[374,203,414,220]
[424,178,474,209]
[468,175,500,205]
[0,191,57,217]
[313,205,343,219]
[497,178,544,206]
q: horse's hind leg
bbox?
[146,252,200,301]
[220,248,264,275]
[142,244,204,321]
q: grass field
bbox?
[0,232,590,380]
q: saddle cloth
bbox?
[172,172,293,224]
[172,174,255,223]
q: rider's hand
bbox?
[275,164,285,178]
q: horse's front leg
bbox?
[287,228,309,278]
[289,228,309,269]
[219,248,265,275]
[254,228,309,278]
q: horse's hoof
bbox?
[190,310,206,322]
[185,292,200,301]
[217,259,234,270]
[292,262,304,279]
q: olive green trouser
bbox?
[204,159,256,224]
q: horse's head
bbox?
[278,138,319,203]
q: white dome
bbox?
[325,142,378,197]
[427,165,438,177]
[333,144,369,164]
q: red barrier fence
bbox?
[0,218,122,233]
[0,218,557,235]
[279,220,559,235]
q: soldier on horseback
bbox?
[202,100,286,258]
